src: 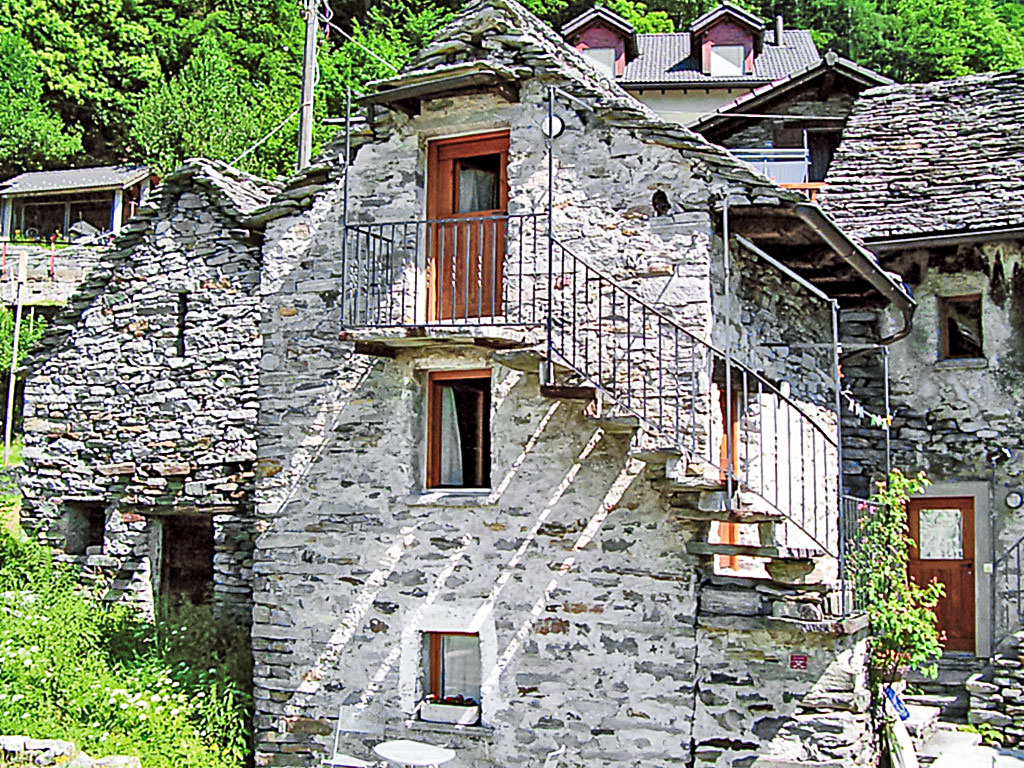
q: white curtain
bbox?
[458,167,498,213]
[442,635,481,701]
[438,387,463,485]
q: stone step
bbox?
[587,412,640,433]
[905,702,942,739]
[668,488,788,523]
[916,721,982,760]
[539,383,595,401]
[685,541,825,560]
[904,693,963,722]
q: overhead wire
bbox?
[231,0,394,169]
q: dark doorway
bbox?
[161,515,214,604]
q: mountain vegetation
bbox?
[0,0,1022,178]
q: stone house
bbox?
[690,52,892,194]
[561,3,823,126]
[250,0,913,766]
[821,69,1024,717]
[19,159,275,615]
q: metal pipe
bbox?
[340,87,351,322]
[545,87,555,386]
[723,194,734,509]
[832,298,845,558]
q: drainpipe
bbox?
[545,86,555,386]
[722,194,733,513]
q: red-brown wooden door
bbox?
[908,497,976,652]
[426,132,509,321]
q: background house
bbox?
[691,51,892,193]
[562,2,821,126]
[0,165,154,243]
[821,68,1024,723]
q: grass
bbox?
[0,528,252,767]
[0,437,19,534]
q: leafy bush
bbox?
[848,469,945,683]
[0,529,251,767]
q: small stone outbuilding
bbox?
[20,159,275,616]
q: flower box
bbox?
[420,701,481,725]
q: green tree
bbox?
[0,33,81,176]
[128,35,304,178]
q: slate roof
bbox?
[0,165,150,197]
[620,29,819,86]
[819,69,1024,242]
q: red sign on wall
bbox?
[790,654,809,670]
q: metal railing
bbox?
[547,237,841,555]
[337,216,844,556]
[731,147,810,185]
[838,494,877,615]
[992,532,1024,652]
[341,213,546,328]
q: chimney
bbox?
[775,14,784,45]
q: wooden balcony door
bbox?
[908,497,976,652]
[426,132,509,321]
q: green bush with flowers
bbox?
[0,527,251,766]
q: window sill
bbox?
[394,719,494,740]
[403,490,496,507]
[935,357,988,371]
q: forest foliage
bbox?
[1,0,1023,179]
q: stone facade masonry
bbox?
[251,12,871,764]
[842,238,1024,653]
[20,160,276,616]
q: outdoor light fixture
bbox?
[542,114,565,139]
[1006,491,1023,510]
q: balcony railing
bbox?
[341,213,546,328]
[731,147,810,185]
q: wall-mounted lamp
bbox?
[1006,491,1023,510]
[541,114,565,140]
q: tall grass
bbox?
[0,529,252,766]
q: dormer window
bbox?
[584,47,617,76]
[710,44,746,76]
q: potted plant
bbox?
[420,693,481,725]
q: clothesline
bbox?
[841,389,892,429]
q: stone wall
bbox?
[20,160,275,616]
[842,238,1024,648]
[252,76,866,768]
[967,630,1024,745]
[693,577,874,767]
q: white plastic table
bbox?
[373,739,456,767]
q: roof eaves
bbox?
[561,6,635,37]
[690,2,765,34]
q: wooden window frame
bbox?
[425,631,479,699]
[939,293,983,360]
[426,369,492,489]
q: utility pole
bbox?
[298,0,318,170]
[4,250,26,466]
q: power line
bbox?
[231,106,303,167]
[317,15,401,74]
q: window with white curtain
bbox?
[422,632,482,710]
[428,371,491,488]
